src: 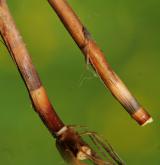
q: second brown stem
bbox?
[48,0,152,126]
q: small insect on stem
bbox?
[55,126,125,165]
[48,0,153,126]
[0,1,124,165]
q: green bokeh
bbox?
[0,0,160,164]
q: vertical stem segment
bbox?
[0,0,64,135]
[48,0,152,125]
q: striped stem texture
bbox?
[48,0,152,126]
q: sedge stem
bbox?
[48,0,152,126]
[0,0,64,135]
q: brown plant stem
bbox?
[48,0,152,126]
[0,0,64,135]
[0,1,124,165]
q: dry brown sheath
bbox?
[0,0,64,135]
[48,0,152,126]
[0,1,86,164]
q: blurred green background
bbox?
[0,0,160,164]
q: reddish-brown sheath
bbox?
[0,0,64,134]
[48,0,152,125]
